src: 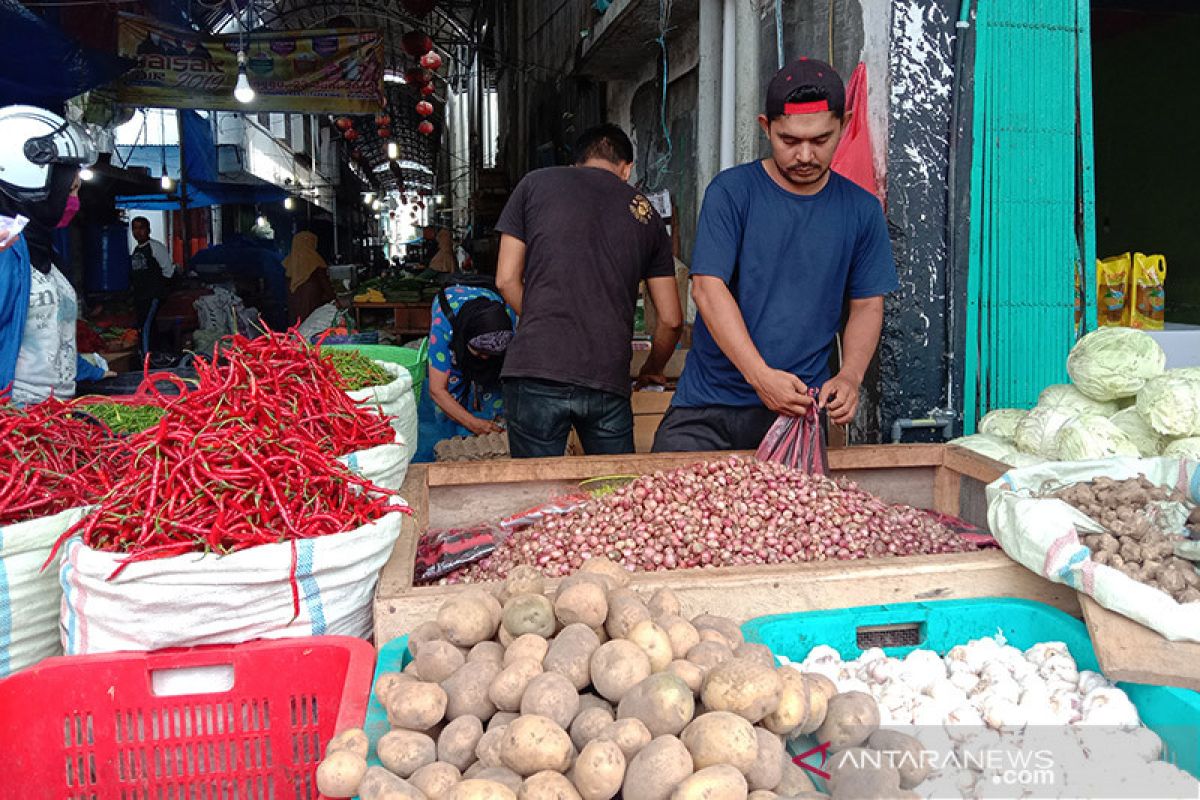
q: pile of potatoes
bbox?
[317,557,923,800]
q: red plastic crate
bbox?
[0,636,375,799]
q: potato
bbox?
[418,640,469,683]
[762,669,810,736]
[555,578,609,629]
[701,658,782,723]
[490,657,544,712]
[657,616,701,660]
[666,660,704,694]
[377,729,436,778]
[867,729,929,790]
[570,706,614,751]
[814,692,880,752]
[386,680,448,730]
[579,555,631,587]
[503,594,557,638]
[774,758,816,795]
[605,589,651,639]
[622,735,695,800]
[316,749,368,798]
[685,641,733,670]
[473,768,524,793]
[445,661,504,722]
[590,640,652,702]
[499,714,574,776]
[411,762,462,800]
[476,726,507,768]
[617,673,695,737]
[470,641,507,665]
[376,672,413,706]
[578,693,614,716]
[647,588,681,618]
[691,614,744,647]
[747,792,778,800]
[827,747,900,799]
[698,629,732,649]
[627,620,674,672]
[439,715,486,772]
[358,765,427,800]
[505,634,550,667]
[570,739,626,800]
[403,661,424,678]
[734,643,775,669]
[518,771,582,800]
[504,565,546,601]
[597,718,652,760]
[520,672,581,730]
[671,764,748,800]
[544,624,601,691]
[745,729,783,791]
[326,727,369,759]
[473,588,505,628]
[680,712,759,773]
[450,778,518,800]
[440,595,499,647]
[796,674,833,735]
[489,711,518,729]
[408,621,446,656]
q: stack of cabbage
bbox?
[952,328,1200,464]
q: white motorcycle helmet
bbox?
[0,105,97,203]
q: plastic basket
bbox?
[361,635,413,771]
[0,636,376,799]
[325,341,428,400]
[742,597,1200,779]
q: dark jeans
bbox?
[651,405,779,452]
[504,378,634,458]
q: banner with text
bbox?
[115,14,383,114]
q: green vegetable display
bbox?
[326,350,392,391]
[79,402,167,435]
[1066,327,1166,401]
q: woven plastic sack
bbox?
[58,501,405,655]
[344,361,418,489]
[0,506,87,676]
[987,458,1200,642]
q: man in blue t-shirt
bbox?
[654,58,899,453]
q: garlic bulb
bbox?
[1080,686,1140,727]
[1076,669,1109,695]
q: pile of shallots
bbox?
[454,456,975,582]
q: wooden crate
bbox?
[374,445,1079,643]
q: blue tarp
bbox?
[0,0,135,107]
[116,110,287,210]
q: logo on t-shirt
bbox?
[629,195,653,225]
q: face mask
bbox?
[56,196,80,228]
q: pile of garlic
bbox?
[779,636,1199,799]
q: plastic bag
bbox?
[755,391,826,474]
[500,494,590,531]
[414,523,504,584]
[830,63,881,202]
[1130,253,1167,331]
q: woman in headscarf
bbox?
[428,283,516,436]
[283,230,335,326]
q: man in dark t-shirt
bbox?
[495,124,683,457]
[654,58,899,453]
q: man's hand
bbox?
[634,364,668,390]
[466,417,504,436]
[750,367,812,416]
[819,373,861,425]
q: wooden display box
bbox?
[374,445,1079,643]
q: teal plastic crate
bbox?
[362,636,413,771]
[741,598,1200,779]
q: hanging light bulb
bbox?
[387,141,399,160]
[372,199,382,211]
[160,172,174,191]
[79,167,95,182]
[363,191,375,206]
[284,197,295,210]
[234,51,256,104]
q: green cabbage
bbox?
[978,408,1027,440]
[1108,407,1164,457]
[1163,438,1200,461]
[949,434,1019,464]
[1014,406,1077,458]
[1038,384,1118,417]
[1137,371,1200,437]
[1066,327,1166,401]
[1052,415,1141,461]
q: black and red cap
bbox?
[765,57,846,118]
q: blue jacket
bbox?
[0,235,32,395]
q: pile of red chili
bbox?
[0,399,119,527]
[46,331,406,577]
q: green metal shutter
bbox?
[962,0,1097,433]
